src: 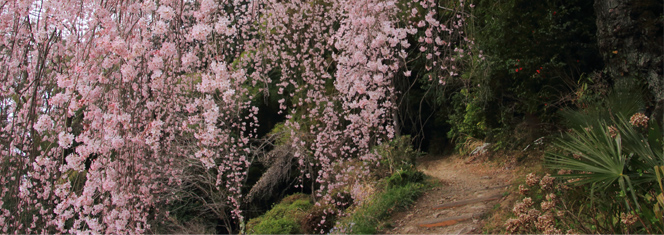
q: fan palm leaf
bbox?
[546,120,640,209]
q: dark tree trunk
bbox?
[594,0,663,125]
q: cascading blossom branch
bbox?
[0,0,476,232]
[242,0,413,205]
[326,0,413,188]
[0,0,258,233]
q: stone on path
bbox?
[432,193,503,210]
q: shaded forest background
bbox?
[396,0,662,153]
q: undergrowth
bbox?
[245,193,313,234]
[490,90,663,234]
[331,168,430,234]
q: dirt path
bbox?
[383,155,514,234]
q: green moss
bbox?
[246,193,313,234]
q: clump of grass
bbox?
[246,193,313,234]
[385,168,425,188]
[332,168,429,234]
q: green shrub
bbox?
[375,135,422,175]
[443,0,603,149]
[246,193,313,234]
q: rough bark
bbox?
[244,145,298,208]
[594,0,663,107]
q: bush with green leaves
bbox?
[474,0,601,112]
[447,88,490,143]
[375,135,422,175]
[443,0,603,150]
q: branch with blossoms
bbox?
[0,0,478,233]
[0,0,260,232]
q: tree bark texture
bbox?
[594,0,663,99]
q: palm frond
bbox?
[546,120,637,208]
